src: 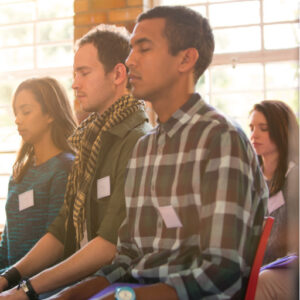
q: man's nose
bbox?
[126,50,136,69]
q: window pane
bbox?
[0,106,14,127]
[0,24,33,47]
[266,89,299,116]
[264,0,298,23]
[37,44,73,68]
[210,1,259,27]
[0,176,9,199]
[37,0,74,19]
[195,71,209,96]
[190,5,207,17]
[37,20,73,43]
[0,2,35,25]
[214,26,261,53]
[266,61,298,89]
[0,153,16,174]
[211,64,263,92]
[0,47,34,71]
[0,80,17,107]
[1,0,24,3]
[264,24,298,50]
[0,125,20,152]
[160,0,207,5]
[212,92,264,130]
[0,0,74,227]
[0,81,19,152]
[55,75,75,106]
[156,1,207,16]
[209,0,235,2]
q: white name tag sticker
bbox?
[158,205,183,228]
[268,190,285,214]
[18,189,34,211]
[97,176,110,199]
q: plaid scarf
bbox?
[65,94,145,245]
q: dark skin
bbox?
[48,276,178,300]
[49,16,196,300]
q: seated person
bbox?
[0,25,150,299]
[50,6,268,300]
[0,77,76,272]
[249,100,299,300]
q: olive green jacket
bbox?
[48,109,151,258]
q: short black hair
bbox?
[138,6,215,83]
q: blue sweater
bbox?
[0,152,74,270]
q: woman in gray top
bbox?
[249,100,299,300]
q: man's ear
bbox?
[112,63,127,85]
[46,115,54,125]
[178,48,199,73]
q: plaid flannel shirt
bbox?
[99,94,268,299]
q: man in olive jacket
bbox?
[0,24,151,299]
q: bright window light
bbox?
[0,0,74,225]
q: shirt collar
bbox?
[107,110,148,138]
[158,93,204,138]
[69,96,148,147]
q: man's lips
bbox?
[76,93,87,101]
[128,73,141,82]
[76,93,86,97]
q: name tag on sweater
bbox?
[268,190,285,214]
[97,176,111,199]
[158,206,183,228]
[19,189,34,211]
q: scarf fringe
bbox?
[64,95,145,245]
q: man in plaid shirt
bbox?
[52,6,268,300]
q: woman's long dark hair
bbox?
[12,77,77,182]
[251,100,299,196]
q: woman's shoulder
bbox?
[286,161,298,177]
[49,152,75,173]
[281,160,299,204]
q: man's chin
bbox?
[131,88,145,100]
[80,104,94,113]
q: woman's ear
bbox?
[112,63,127,85]
[178,48,199,73]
